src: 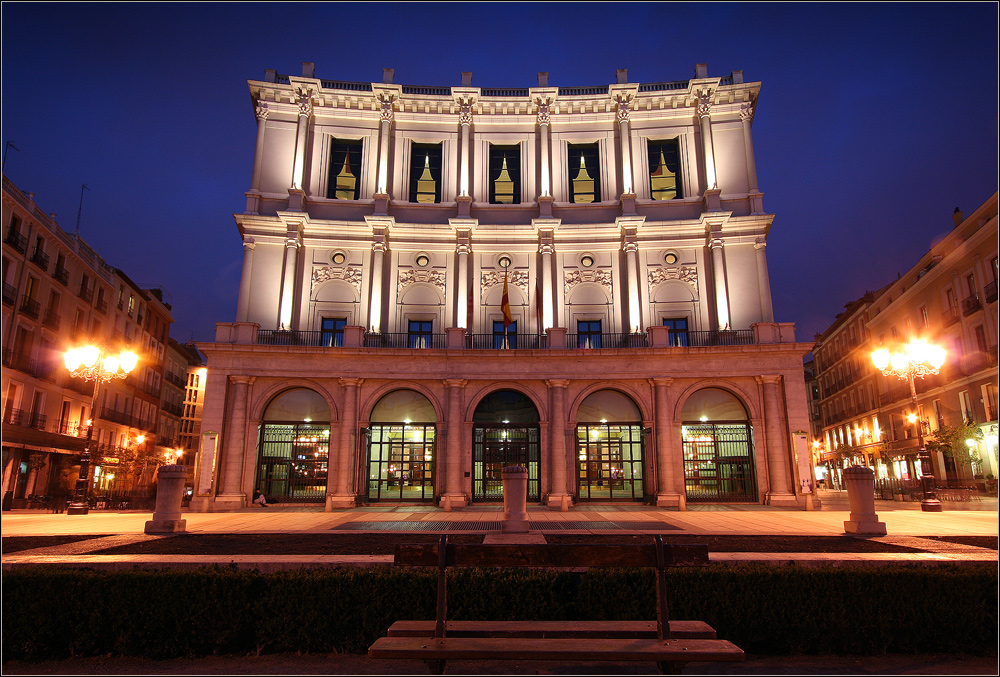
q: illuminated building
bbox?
[193,63,814,511]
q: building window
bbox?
[409,143,442,204]
[648,139,683,200]
[321,317,347,347]
[577,320,602,349]
[492,320,517,349]
[663,317,689,346]
[327,139,362,200]
[568,143,600,203]
[959,391,974,424]
[918,305,929,327]
[488,145,520,204]
[408,319,433,348]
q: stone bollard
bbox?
[501,465,529,533]
[842,465,886,535]
[144,464,188,534]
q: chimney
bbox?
[695,63,708,78]
[461,72,473,86]
[616,68,628,84]
[265,69,277,83]
[302,62,315,78]
[952,207,964,227]
[731,70,744,84]
[383,68,394,84]
[537,72,549,87]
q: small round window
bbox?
[415,254,430,267]
[498,255,512,269]
[331,251,347,265]
[580,255,595,268]
[664,252,678,265]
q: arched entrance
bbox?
[256,388,331,503]
[365,390,437,502]
[472,389,540,502]
[680,388,757,502]
[575,389,646,502]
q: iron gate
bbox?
[682,422,757,502]
[473,425,540,502]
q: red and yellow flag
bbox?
[501,270,513,328]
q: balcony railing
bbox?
[78,285,94,303]
[686,329,755,346]
[363,332,448,349]
[962,294,982,316]
[164,371,187,389]
[19,296,40,318]
[2,282,15,306]
[466,333,546,350]
[53,264,70,285]
[30,248,50,271]
[95,298,109,314]
[942,306,960,327]
[161,401,184,417]
[257,329,328,346]
[985,281,998,304]
[42,309,61,330]
[4,229,28,254]
[565,333,650,349]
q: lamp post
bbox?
[64,345,139,514]
[871,339,946,512]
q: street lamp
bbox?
[64,345,139,514]
[871,339,946,512]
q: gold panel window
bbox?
[568,143,600,203]
[647,139,683,200]
[489,145,521,204]
[327,139,362,200]
[409,143,442,203]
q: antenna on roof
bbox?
[75,184,90,236]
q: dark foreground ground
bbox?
[3,651,998,675]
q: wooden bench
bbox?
[368,534,744,674]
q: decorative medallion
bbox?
[399,268,447,294]
[312,266,362,295]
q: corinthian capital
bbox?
[459,103,473,126]
[255,103,269,121]
[697,91,713,118]
[297,92,313,117]
[536,102,550,126]
[740,102,755,122]
[379,96,395,123]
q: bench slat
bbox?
[394,543,709,568]
[369,636,744,662]
[386,619,717,639]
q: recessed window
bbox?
[321,318,347,347]
[489,145,521,204]
[408,320,433,349]
[568,143,600,204]
[577,320,602,349]
[663,317,689,346]
[580,255,595,268]
[648,139,683,200]
[415,254,430,267]
[327,139,362,200]
[493,320,517,349]
[331,251,347,265]
[664,252,678,265]
[498,255,512,269]
[409,143,442,204]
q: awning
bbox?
[1,424,87,454]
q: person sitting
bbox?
[252,489,269,507]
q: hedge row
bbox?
[3,563,996,661]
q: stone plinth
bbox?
[145,464,189,534]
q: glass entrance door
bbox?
[256,422,330,502]
[576,423,645,501]
[682,422,757,502]
[365,423,435,502]
[472,425,540,502]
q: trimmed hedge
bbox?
[3,564,996,661]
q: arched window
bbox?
[472,390,540,502]
[256,389,331,503]
[576,390,645,502]
[680,388,756,502]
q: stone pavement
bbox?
[2,489,996,570]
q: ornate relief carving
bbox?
[255,104,269,121]
[564,269,613,293]
[459,103,473,126]
[536,102,550,126]
[297,92,313,117]
[739,102,754,122]
[481,270,528,294]
[312,266,362,295]
[379,96,395,123]
[399,268,447,294]
[696,91,712,118]
[648,266,698,289]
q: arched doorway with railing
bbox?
[574,389,647,502]
[680,387,757,502]
[255,388,331,503]
[364,389,438,502]
[471,389,541,502]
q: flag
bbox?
[501,270,513,328]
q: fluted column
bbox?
[759,375,794,502]
[219,375,252,500]
[697,91,717,191]
[623,240,641,333]
[539,235,555,330]
[236,238,256,322]
[615,96,634,195]
[754,238,774,322]
[329,377,362,508]
[376,95,394,196]
[536,100,552,197]
[443,379,468,506]
[545,379,570,505]
[277,231,300,330]
[455,239,471,329]
[710,238,730,330]
[368,240,386,332]
[291,91,312,190]
[740,102,758,192]
[251,104,268,191]
[652,378,684,509]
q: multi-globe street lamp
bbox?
[63,345,139,515]
[871,339,946,512]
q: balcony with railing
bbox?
[161,400,184,417]
[53,263,70,285]
[4,228,28,254]
[164,370,187,389]
[942,306,960,327]
[19,295,40,319]
[42,308,61,330]
[2,282,15,306]
[29,248,49,272]
[3,408,47,429]
[962,293,982,316]
[95,297,109,314]
[985,281,998,304]
[78,284,94,303]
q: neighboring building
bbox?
[802,357,823,485]
[194,63,814,512]
[814,194,999,488]
[2,174,174,506]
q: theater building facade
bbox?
[193,63,814,511]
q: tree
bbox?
[926,423,985,474]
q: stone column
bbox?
[277,231,300,330]
[623,240,641,333]
[710,238,730,330]
[251,103,268,191]
[455,239,471,329]
[759,375,795,504]
[291,92,311,190]
[754,239,774,323]
[536,100,552,197]
[443,379,468,507]
[740,102,758,192]
[368,239,386,332]
[329,378,362,509]
[539,236,555,330]
[218,375,252,504]
[652,378,685,509]
[376,95,394,196]
[545,379,570,507]
[458,100,473,198]
[236,238,256,322]
[697,91,717,191]
[615,96,634,195]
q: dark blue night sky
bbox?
[2,3,997,344]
